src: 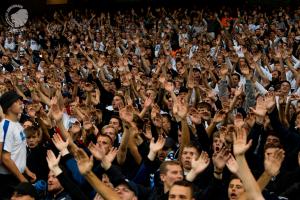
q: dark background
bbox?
[1,0,299,16]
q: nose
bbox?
[177,173,183,180]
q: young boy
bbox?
[25,126,49,182]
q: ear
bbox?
[160,174,166,182]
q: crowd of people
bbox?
[0,3,300,200]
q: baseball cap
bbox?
[0,90,22,114]
[14,182,38,199]
[116,179,139,197]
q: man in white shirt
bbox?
[0,91,28,199]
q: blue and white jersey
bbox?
[0,119,27,174]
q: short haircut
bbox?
[24,126,40,138]
[160,160,181,175]
[232,73,241,80]
[171,180,194,196]
[183,141,202,155]
[97,133,113,145]
[196,102,212,112]
[101,124,116,135]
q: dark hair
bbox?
[232,73,241,80]
[182,141,202,155]
[196,102,212,112]
[24,126,40,138]
[171,180,194,197]
[264,142,283,152]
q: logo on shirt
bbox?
[5,4,28,28]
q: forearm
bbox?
[84,171,120,200]
[257,171,272,191]
[128,140,142,165]
[236,156,264,200]
[2,155,26,182]
[205,122,217,138]
[117,128,129,165]
[181,120,191,149]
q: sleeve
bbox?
[259,66,272,81]
[57,172,90,200]
[218,80,229,99]
[1,121,14,153]
[255,81,268,96]
[60,154,87,185]
[243,79,256,112]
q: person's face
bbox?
[169,185,194,200]
[112,96,124,110]
[212,136,223,153]
[280,82,290,94]
[266,135,280,146]
[167,98,173,110]
[162,117,171,133]
[23,121,33,129]
[97,135,112,154]
[239,58,246,67]
[9,99,23,115]
[27,133,40,149]
[231,75,240,87]
[48,171,63,193]
[217,55,223,64]
[115,184,137,200]
[109,118,121,132]
[103,127,116,142]
[10,193,34,200]
[180,147,199,170]
[198,107,211,121]
[160,165,183,189]
[271,70,279,80]
[228,179,245,200]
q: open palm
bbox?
[75,148,93,175]
[233,128,252,156]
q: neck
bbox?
[5,113,18,122]
[163,184,170,194]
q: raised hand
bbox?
[175,97,188,120]
[103,147,118,164]
[226,154,239,174]
[233,113,245,129]
[212,147,231,171]
[49,97,63,122]
[263,93,276,111]
[233,127,252,156]
[220,64,229,77]
[212,110,227,124]
[264,148,285,176]
[189,108,202,125]
[234,86,243,97]
[250,96,267,117]
[191,151,210,174]
[75,148,93,175]
[46,150,61,172]
[149,135,166,154]
[143,97,153,109]
[119,106,134,124]
[52,133,69,155]
[89,142,106,161]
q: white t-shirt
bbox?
[0,119,27,174]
